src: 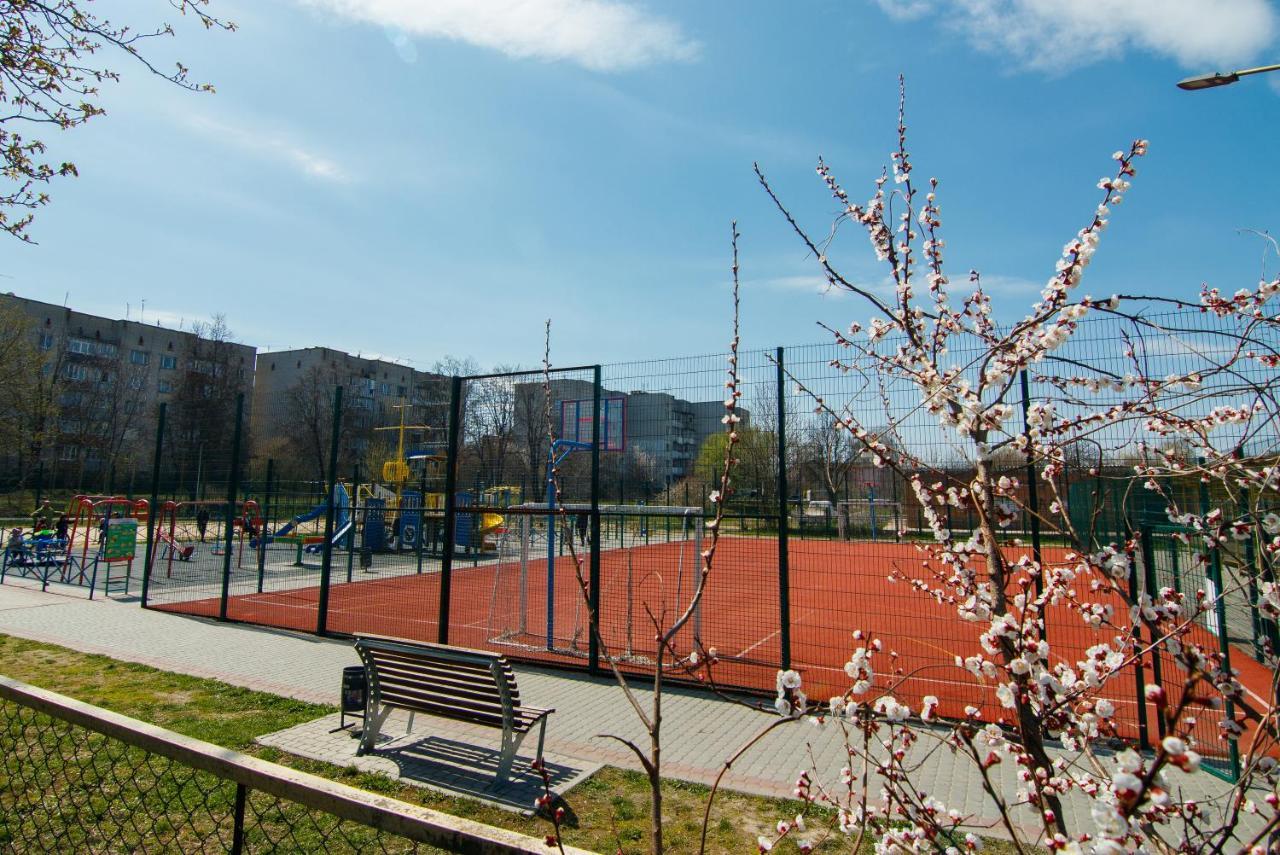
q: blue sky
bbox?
[5,0,1279,371]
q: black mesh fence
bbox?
[6,309,1268,781]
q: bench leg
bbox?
[406,711,415,735]
[356,703,393,756]
[535,716,548,765]
[495,725,537,788]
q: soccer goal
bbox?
[835,499,903,540]
[485,503,704,664]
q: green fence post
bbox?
[415,463,428,575]
[1019,371,1045,617]
[346,463,359,583]
[588,366,602,676]
[218,394,245,621]
[438,376,463,644]
[33,460,44,513]
[776,346,792,671]
[257,458,273,594]
[1139,525,1166,740]
[1127,533,1150,751]
[316,387,343,635]
[1198,460,1242,779]
[141,403,166,608]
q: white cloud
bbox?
[872,0,1279,71]
[185,115,348,182]
[298,0,699,72]
[973,273,1041,295]
[750,274,852,297]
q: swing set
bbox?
[152,500,262,578]
[63,495,149,597]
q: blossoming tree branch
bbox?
[737,78,1280,853]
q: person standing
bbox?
[195,507,210,543]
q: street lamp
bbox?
[1177,63,1280,90]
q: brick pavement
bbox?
[0,580,1256,844]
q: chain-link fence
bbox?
[0,675,586,854]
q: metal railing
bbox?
[0,675,593,854]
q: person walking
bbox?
[576,511,589,548]
[195,507,210,543]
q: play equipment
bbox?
[1,529,68,592]
[250,484,352,569]
[62,495,149,598]
[153,500,262,578]
[253,484,348,553]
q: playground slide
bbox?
[250,484,354,552]
[301,485,353,554]
[252,502,326,548]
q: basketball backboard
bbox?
[559,396,625,451]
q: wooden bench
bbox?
[353,634,554,785]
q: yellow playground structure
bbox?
[356,402,516,553]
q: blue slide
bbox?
[304,484,353,554]
[254,484,351,549]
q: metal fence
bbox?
[0,675,590,854]
[7,310,1276,782]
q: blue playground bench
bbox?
[1,538,70,593]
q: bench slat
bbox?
[374,676,507,712]
[370,647,499,673]
[370,658,502,693]
[371,663,518,703]
[366,654,521,704]
[378,692,511,729]
[368,646,518,682]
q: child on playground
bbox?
[6,528,24,553]
[54,515,69,542]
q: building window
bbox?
[96,342,117,358]
[68,338,94,355]
[38,332,54,351]
[128,375,145,391]
[158,380,173,394]
[58,445,80,461]
[63,364,89,381]
[130,349,150,365]
[160,355,177,370]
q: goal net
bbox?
[835,499,903,539]
[485,503,704,664]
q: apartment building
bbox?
[250,347,448,461]
[516,378,749,484]
[2,293,256,486]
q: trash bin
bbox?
[335,665,366,732]
[341,665,366,715]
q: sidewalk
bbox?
[0,580,1248,841]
